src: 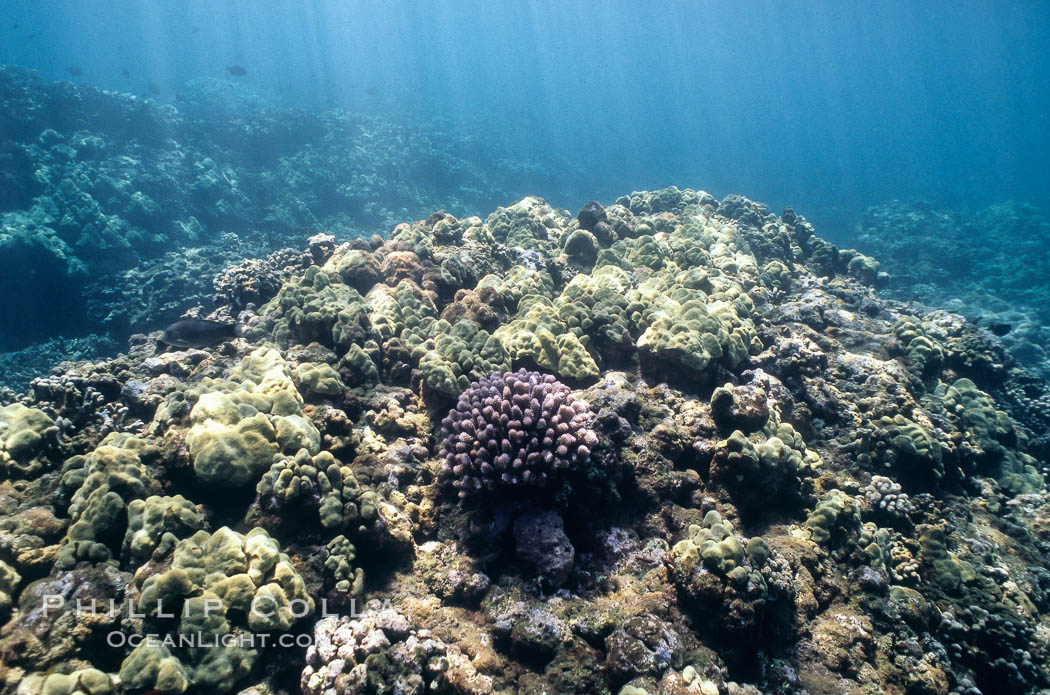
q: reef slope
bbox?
[1,188,1048,695]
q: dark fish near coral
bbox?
[987,321,1012,337]
[66,66,83,77]
[148,82,161,94]
[226,65,247,77]
[162,319,242,348]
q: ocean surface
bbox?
[2,6,1050,695]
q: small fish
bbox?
[191,24,200,33]
[66,66,83,77]
[987,321,1012,337]
[121,69,130,79]
[12,23,18,30]
[162,319,243,348]
[27,33,34,39]
[226,65,247,77]
[365,87,379,96]
[148,82,161,94]
[175,93,184,102]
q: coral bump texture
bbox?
[439,369,598,496]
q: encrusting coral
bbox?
[182,347,320,486]
[256,448,379,532]
[122,526,314,693]
[0,403,58,477]
[56,432,161,568]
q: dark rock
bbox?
[0,564,131,669]
[604,615,679,682]
[612,218,634,239]
[577,201,608,232]
[596,407,632,444]
[307,232,336,265]
[543,637,608,694]
[510,609,566,662]
[513,509,575,588]
[563,229,599,266]
[591,220,617,246]
[856,566,888,594]
[710,383,769,434]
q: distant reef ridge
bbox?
[852,199,1050,381]
[0,65,576,350]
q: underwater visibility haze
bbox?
[1,2,1050,695]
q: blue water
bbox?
[3,0,1049,231]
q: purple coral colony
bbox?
[0,57,1049,695]
[440,369,598,495]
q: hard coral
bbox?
[0,402,58,477]
[302,605,493,695]
[439,369,598,497]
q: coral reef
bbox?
[57,432,161,568]
[180,347,320,486]
[256,448,378,533]
[0,186,1048,695]
[669,510,793,644]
